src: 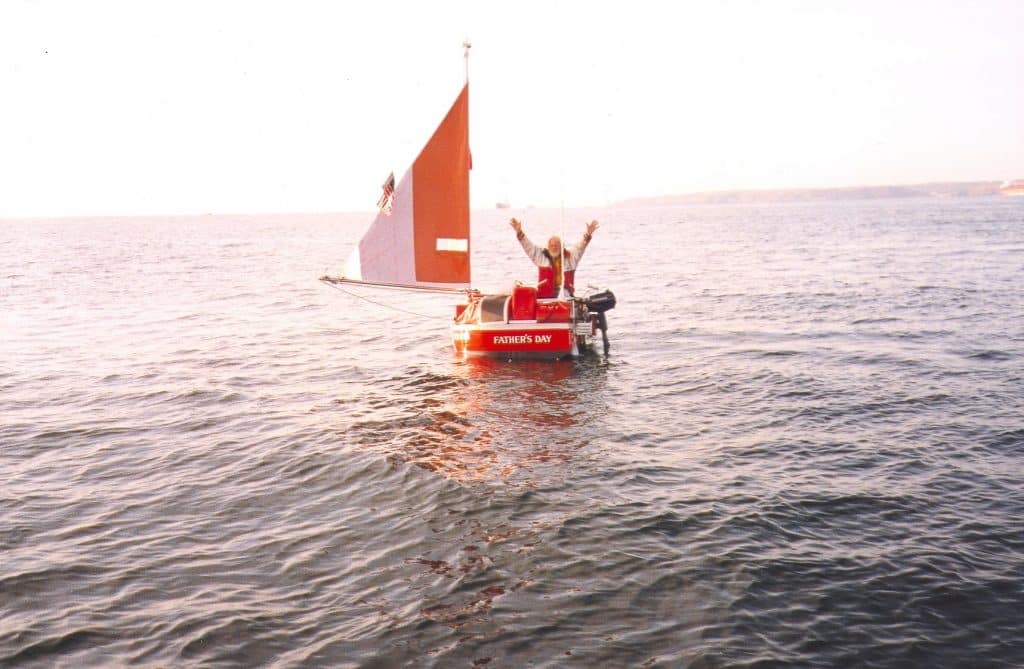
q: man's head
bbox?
[547,236,562,257]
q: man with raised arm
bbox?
[509,218,599,299]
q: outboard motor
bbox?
[584,290,616,314]
[584,290,616,354]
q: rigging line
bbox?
[323,281,447,320]
[320,276,463,294]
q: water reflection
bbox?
[396,357,612,648]
[399,356,609,484]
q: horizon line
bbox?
[1,178,1017,221]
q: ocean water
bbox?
[1,198,1022,668]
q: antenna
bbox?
[463,40,471,82]
[559,180,566,300]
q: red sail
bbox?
[343,84,471,289]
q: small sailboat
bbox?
[321,44,615,360]
[999,180,1024,196]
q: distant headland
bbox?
[616,181,1019,206]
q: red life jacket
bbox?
[537,254,575,298]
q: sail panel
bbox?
[350,170,416,285]
[412,84,471,285]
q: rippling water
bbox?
[2,199,1023,667]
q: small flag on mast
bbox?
[376,172,396,214]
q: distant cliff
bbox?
[617,181,1004,206]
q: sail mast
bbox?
[559,185,566,299]
[463,39,472,288]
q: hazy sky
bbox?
[3,0,1022,216]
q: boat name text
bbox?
[492,334,554,345]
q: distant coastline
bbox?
[616,181,1009,206]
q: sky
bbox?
[2,0,1023,217]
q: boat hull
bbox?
[451,285,611,361]
[452,322,582,360]
[451,287,599,360]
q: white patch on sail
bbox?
[435,238,469,252]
